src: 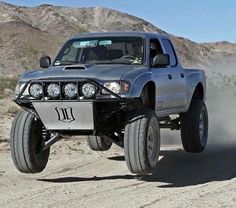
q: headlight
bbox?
[63,83,77,98]
[81,83,96,98]
[102,81,130,95]
[103,82,121,94]
[15,82,27,98]
[47,83,60,98]
[29,83,43,98]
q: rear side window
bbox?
[162,39,177,67]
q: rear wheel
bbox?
[87,136,112,151]
[124,108,160,175]
[181,99,208,153]
[10,110,50,173]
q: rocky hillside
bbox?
[0,1,236,76]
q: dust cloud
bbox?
[161,70,236,149]
[207,82,236,148]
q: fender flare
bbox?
[129,72,155,98]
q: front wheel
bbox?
[124,108,160,175]
[10,110,50,173]
[180,99,208,153]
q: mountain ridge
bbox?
[0,1,236,76]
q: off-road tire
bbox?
[87,136,112,151]
[10,110,50,173]
[124,108,160,175]
[181,99,208,153]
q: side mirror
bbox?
[40,56,51,68]
[152,54,170,67]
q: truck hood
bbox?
[21,64,144,82]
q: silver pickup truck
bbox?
[11,32,208,175]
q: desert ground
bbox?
[0,85,236,208]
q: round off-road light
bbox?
[47,83,60,98]
[81,83,96,98]
[64,83,78,98]
[104,82,121,94]
[29,83,43,98]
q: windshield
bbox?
[54,37,144,66]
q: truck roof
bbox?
[71,31,168,40]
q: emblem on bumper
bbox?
[55,107,75,123]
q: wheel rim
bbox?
[147,120,158,167]
[199,109,207,146]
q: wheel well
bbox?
[192,83,204,100]
[141,81,156,110]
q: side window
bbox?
[150,39,163,64]
[162,39,177,67]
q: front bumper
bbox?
[14,79,139,133]
[14,78,136,105]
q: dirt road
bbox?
[1,87,236,208]
[0,137,236,208]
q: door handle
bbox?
[168,74,172,80]
[181,73,185,78]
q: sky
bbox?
[3,0,236,43]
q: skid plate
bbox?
[33,102,94,130]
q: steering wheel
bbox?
[120,55,136,60]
